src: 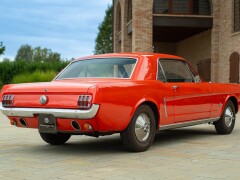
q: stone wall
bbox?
[176,30,211,70]
[114,0,153,53]
[211,0,240,83]
[132,0,153,52]
[211,0,221,82]
[113,0,122,53]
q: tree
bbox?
[15,44,33,62]
[0,42,6,56]
[94,5,113,54]
[32,47,61,62]
[3,58,10,62]
[15,45,61,62]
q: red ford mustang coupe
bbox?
[0,53,239,152]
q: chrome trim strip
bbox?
[163,98,168,117]
[159,117,219,130]
[0,102,100,119]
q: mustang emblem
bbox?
[44,117,50,124]
[40,95,48,105]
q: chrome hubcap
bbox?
[225,107,234,128]
[135,113,151,142]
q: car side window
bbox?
[157,61,166,82]
[159,59,194,83]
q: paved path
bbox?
[0,112,240,180]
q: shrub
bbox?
[11,70,57,84]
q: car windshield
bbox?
[56,58,137,79]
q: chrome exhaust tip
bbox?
[71,121,81,131]
[10,119,17,126]
[19,118,27,127]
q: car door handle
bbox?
[172,86,179,90]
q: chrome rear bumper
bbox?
[0,102,99,119]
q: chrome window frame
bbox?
[157,58,197,83]
[156,59,167,82]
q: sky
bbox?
[0,0,112,61]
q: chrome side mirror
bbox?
[194,75,201,83]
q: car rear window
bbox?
[56,58,137,79]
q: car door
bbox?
[159,59,212,123]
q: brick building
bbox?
[113,0,240,83]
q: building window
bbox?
[172,0,189,14]
[234,0,240,32]
[118,11,121,32]
[127,0,132,22]
[153,0,169,14]
[153,0,211,15]
[117,4,122,33]
[193,0,211,15]
[115,2,122,46]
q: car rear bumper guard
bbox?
[0,102,99,119]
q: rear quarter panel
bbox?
[210,83,240,117]
[93,81,168,131]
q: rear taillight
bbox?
[2,94,14,107]
[77,95,92,109]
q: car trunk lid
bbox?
[3,81,96,109]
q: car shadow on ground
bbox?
[24,126,218,155]
[153,126,217,145]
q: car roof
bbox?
[75,52,185,61]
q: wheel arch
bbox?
[228,96,238,113]
[134,100,160,130]
[122,98,160,131]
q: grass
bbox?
[11,70,57,84]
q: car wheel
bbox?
[120,105,156,152]
[214,101,236,134]
[39,133,71,145]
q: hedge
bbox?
[11,70,57,84]
[0,61,69,88]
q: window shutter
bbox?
[197,59,211,82]
[229,52,240,83]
